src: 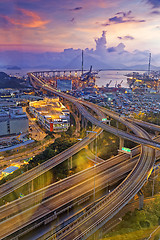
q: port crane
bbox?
[117,80,123,88]
[106,80,112,88]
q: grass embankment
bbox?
[103,174,160,240]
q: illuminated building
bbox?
[2,166,19,176]
[29,97,70,132]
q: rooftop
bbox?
[30,97,69,122]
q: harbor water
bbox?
[3,68,146,88]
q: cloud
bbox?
[70,17,75,23]
[2,8,49,28]
[150,10,160,14]
[101,11,145,26]
[118,35,135,40]
[116,10,132,17]
[109,16,124,23]
[95,31,107,53]
[107,47,116,52]
[1,30,160,69]
[101,23,110,26]
[0,15,12,28]
[69,7,83,11]
[146,0,160,8]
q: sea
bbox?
[3,68,146,89]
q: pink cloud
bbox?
[3,8,49,28]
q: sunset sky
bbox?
[0,0,160,68]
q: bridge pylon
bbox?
[137,190,144,210]
[119,137,124,150]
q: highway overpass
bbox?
[23,72,156,239]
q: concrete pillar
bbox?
[31,180,34,193]
[70,156,72,169]
[137,190,144,210]
[90,141,94,152]
[81,115,85,129]
[127,127,130,133]
[67,156,73,170]
[119,137,124,150]
[98,229,103,239]
[84,119,87,130]
[116,121,119,129]
[68,158,70,171]
[99,130,104,139]
[92,124,96,131]
[155,131,159,137]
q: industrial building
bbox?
[57,79,72,92]
[0,107,29,137]
[2,166,19,177]
[29,97,70,132]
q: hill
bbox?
[0,72,28,89]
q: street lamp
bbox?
[86,130,98,201]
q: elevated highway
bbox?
[28,72,160,150]
[0,128,102,199]
[26,72,156,239]
[0,145,140,222]
[1,138,160,239]
[55,125,155,239]
[127,117,160,132]
[1,71,158,239]
[0,153,137,239]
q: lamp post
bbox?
[86,130,97,201]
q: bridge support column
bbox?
[84,119,87,130]
[92,124,96,131]
[127,127,131,133]
[81,115,86,129]
[70,156,72,169]
[68,156,73,170]
[116,121,119,129]
[90,141,94,153]
[155,131,159,137]
[30,180,34,193]
[119,137,124,150]
[137,190,144,210]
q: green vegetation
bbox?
[133,111,160,126]
[0,134,78,186]
[142,172,160,198]
[98,131,119,159]
[0,149,93,206]
[102,169,160,240]
[0,128,120,204]
[0,72,27,89]
[103,195,160,240]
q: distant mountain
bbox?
[6,65,21,70]
[0,50,159,72]
[0,72,28,89]
[124,64,160,71]
[0,50,128,70]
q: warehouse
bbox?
[0,107,28,136]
